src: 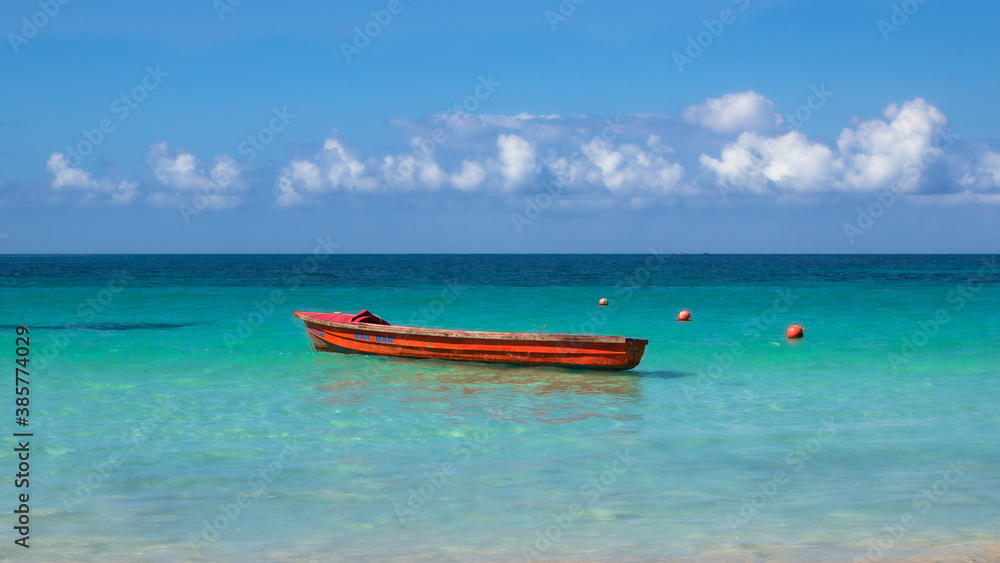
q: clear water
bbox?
[1,254,998,561]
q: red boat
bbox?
[294,310,648,371]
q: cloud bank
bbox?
[43,92,1000,209]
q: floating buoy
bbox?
[678,310,692,322]
[787,325,804,339]
[598,298,608,306]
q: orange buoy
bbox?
[787,325,804,339]
[678,310,692,322]
[598,298,608,306]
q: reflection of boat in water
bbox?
[309,356,648,425]
[310,353,648,399]
[294,310,648,371]
[312,357,641,395]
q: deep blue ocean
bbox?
[0,254,998,561]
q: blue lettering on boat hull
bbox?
[355,333,392,344]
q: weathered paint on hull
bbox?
[294,312,647,371]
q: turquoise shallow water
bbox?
[0,254,998,561]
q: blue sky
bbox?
[2,0,999,253]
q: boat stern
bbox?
[624,338,648,370]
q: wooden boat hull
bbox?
[294,312,647,371]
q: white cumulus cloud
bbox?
[497,134,537,188]
[682,91,780,136]
[45,153,137,205]
[698,97,987,198]
[450,160,487,191]
[276,133,380,206]
[837,98,951,192]
[700,130,839,193]
[144,142,245,209]
[580,137,688,194]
